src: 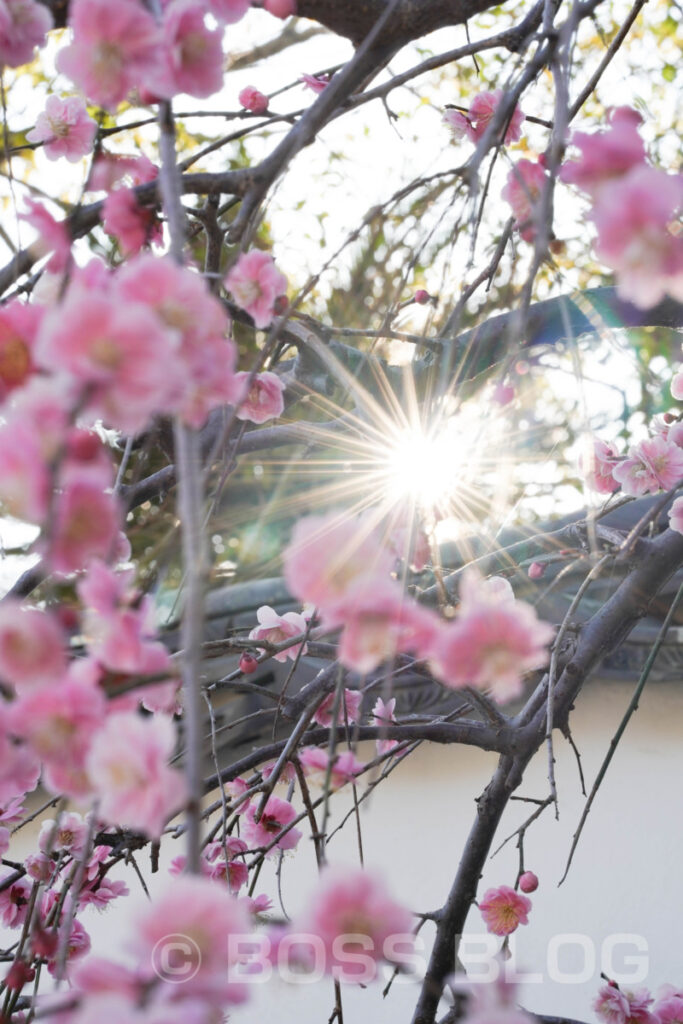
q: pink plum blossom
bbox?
[114,253,240,427]
[88,152,157,194]
[560,107,646,195]
[36,285,183,434]
[249,605,308,662]
[38,811,88,857]
[8,376,71,463]
[336,578,441,674]
[102,186,163,257]
[672,372,683,402]
[174,330,241,428]
[62,429,115,491]
[0,300,41,400]
[443,108,471,138]
[591,165,683,309]
[27,95,97,161]
[49,477,121,575]
[301,867,414,981]
[56,0,163,110]
[612,436,683,496]
[241,794,301,854]
[46,916,91,976]
[0,0,52,67]
[580,437,620,493]
[129,874,251,999]
[283,512,395,624]
[204,835,249,892]
[86,712,187,839]
[25,851,52,882]
[300,72,329,93]
[239,85,269,113]
[313,688,362,728]
[654,988,683,1024]
[623,990,657,1024]
[150,0,225,100]
[83,844,109,882]
[502,159,548,242]
[668,497,683,535]
[479,885,531,936]
[10,664,107,798]
[208,857,249,895]
[0,704,40,803]
[78,560,172,678]
[594,983,655,1024]
[0,600,66,691]
[0,870,32,928]
[20,197,71,273]
[78,876,129,913]
[430,569,554,702]
[234,370,285,423]
[265,0,297,16]
[260,759,297,784]
[224,249,288,329]
[0,416,50,522]
[666,421,683,448]
[373,696,399,755]
[69,956,143,1000]
[0,796,25,827]
[299,747,364,790]
[208,0,250,22]
[444,90,524,145]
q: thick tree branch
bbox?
[412,527,683,1023]
[38,0,504,45]
[296,0,506,48]
[202,719,504,793]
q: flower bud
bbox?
[519,870,539,893]
[240,652,259,674]
[264,0,296,17]
[493,383,515,406]
[239,86,269,115]
[527,562,545,580]
[414,289,430,305]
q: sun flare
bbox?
[381,407,495,515]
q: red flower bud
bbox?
[239,652,259,674]
[519,870,539,893]
[492,383,515,406]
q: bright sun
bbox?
[381,407,495,514]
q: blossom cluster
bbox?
[583,373,683,509]
[448,91,682,298]
[281,511,554,703]
[594,980,683,1024]
[559,106,683,309]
